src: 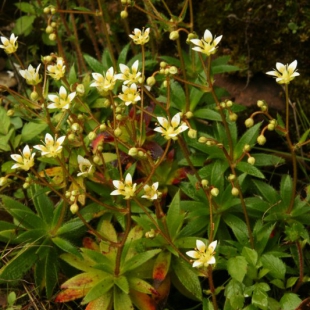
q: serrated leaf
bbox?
[227,256,248,282]
[251,153,285,166]
[280,293,302,310]
[13,15,36,36]
[280,174,293,206]
[170,80,186,110]
[15,2,36,14]
[223,214,249,245]
[52,236,81,258]
[242,247,258,266]
[224,279,245,309]
[252,284,268,309]
[260,254,286,280]
[252,179,281,204]
[236,161,265,179]
[286,277,299,289]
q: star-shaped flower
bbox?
[190,29,222,56]
[266,60,300,84]
[90,67,116,94]
[0,33,18,54]
[19,64,42,86]
[154,113,189,140]
[118,83,141,106]
[115,60,142,85]
[77,155,94,177]
[11,145,35,171]
[111,173,137,200]
[33,133,66,158]
[47,57,66,80]
[47,86,76,110]
[186,240,217,268]
[142,182,161,200]
[129,28,150,45]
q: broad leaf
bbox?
[227,256,248,282]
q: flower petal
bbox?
[196,240,206,252]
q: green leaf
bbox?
[236,161,265,179]
[0,246,38,283]
[280,174,293,206]
[13,15,36,36]
[117,43,130,65]
[128,277,155,294]
[122,249,161,273]
[68,64,77,84]
[251,153,285,166]
[286,277,299,288]
[227,256,248,282]
[252,180,281,204]
[252,284,269,310]
[21,122,47,142]
[44,248,59,298]
[57,218,86,236]
[234,123,261,160]
[194,108,221,121]
[28,184,54,225]
[82,275,114,304]
[280,293,302,310]
[242,247,258,266]
[114,275,129,294]
[0,106,11,135]
[224,279,245,309]
[101,49,113,70]
[114,286,133,310]
[153,251,171,282]
[223,214,249,245]
[211,56,239,74]
[172,258,202,301]
[170,80,186,110]
[166,191,184,239]
[52,236,81,258]
[84,54,104,72]
[260,254,286,280]
[15,2,36,14]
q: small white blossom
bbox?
[266,60,300,84]
[190,29,222,56]
[47,57,66,80]
[77,155,94,177]
[0,33,18,54]
[118,83,141,106]
[154,113,189,140]
[142,182,161,200]
[19,64,42,85]
[33,133,66,158]
[186,240,217,268]
[115,60,142,85]
[90,67,116,93]
[111,173,137,200]
[129,28,150,45]
[47,86,76,110]
[11,145,35,171]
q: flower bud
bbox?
[169,66,178,75]
[257,100,265,108]
[257,134,266,145]
[51,22,57,28]
[6,109,15,117]
[76,84,85,96]
[145,229,155,238]
[116,114,123,121]
[49,33,56,41]
[267,123,275,131]
[198,136,207,143]
[201,179,209,188]
[188,129,197,139]
[120,10,128,19]
[23,182,30,189]
[46,25,54,34]
[93,155,101,164]
[71,123,81,132]
[243,144,251,152]
[68,133,76,141]
[185,111,193,119]
[88,131,96,141]
[245,118,254,128]
[211,187,219,197]
[0,177,9,187]
[231,187,239,196]
[162,80,168,88]
[70,202,79,214]
[114,127,122,137]
[229,113,238,122]
[30,91,39,101]
[226,100,233,107]
[44,55,53,63]
[99,124,107,131]
[128,147,138,156]
[50,7,56,14]
[146,76,156,86]
[43,7,50,14]
[227,174,235,181]
[121,0,127,4]
[160,61,167,68]
[169,30,179,41]
[247,156,255,165]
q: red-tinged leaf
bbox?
[130,290,156,310]
[60,271,101,289]
[85,292,112,310]
[143,141,164,159]
[152,275,171,308]
[128,277,156,295]
[55,288,89,302]
[83,237,99,251]
[153,251,171,284]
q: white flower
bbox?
[190,29,222,56]
[115,60,142,85]
[47,86,76,110]
[154,113,189,140]
[186,240,217,268]
[77,155,94,177]
[0,33,18,54]
[11,145,35,171]
[129,28,150,45]
[142,182,161,200]
[118,83,141,106]
[111,173,137,200]
[266,60,300,84]
[90,67,116,93]
[19,64,42,85]
[47,57,66,80]
[33,133,66,158]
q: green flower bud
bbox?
[128,147,138,156]
[169,30,179,41]
[51,22,57,28]
[45,25,54,34]
[76,84,85,96]
[68,133,76,141]
[245,118,254,128]
[146,76,156,86]
[100,124,107,131]
[120,10,128,19]
[229,113,238,122]
[0,177,9,187]
[30,91,39,101]
[88,131,96,141]
[162,80,168,88]
[226,100,233,107]
[227,174,235,181]
[185,111,193,119]
[211,187,219,197]
[247,156,255,165]
[257,134,266,145]
[198,136,207,143]
[116,114,123,121]
[70,202,79,214]
[44,55,53,63]
[23,182,30,189]
[71,123,81,132]
[160,61,167,68]
[164,68,169,75]
[169,66,178,75]
[257,100,265,107]
[188,129,197,139]
[121,0,127,4]
[93,155,101,164]
[50,7,56,14]
[231,187,239,196]
[114,127,122,137]
[43,7,50,14]
[243,144,251,152]
[201,179,209,188]
[6,109,15,117]
[267,123,275,131]
[49,33,56,41]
